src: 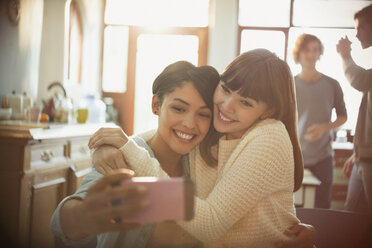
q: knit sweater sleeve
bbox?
[119,139,171,178]
[120,123,294,243]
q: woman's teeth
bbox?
[175,130,194,140]
[220,111,233,122]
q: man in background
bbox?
[294,33,347,209]
[336,4,372,213]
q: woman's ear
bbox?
[152,95,160,115]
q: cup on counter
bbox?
[26,106,41,122]
[76,108,89,124]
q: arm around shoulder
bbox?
[119,138,170,178]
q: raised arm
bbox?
[337,36,372,92]
[50,169,148,245]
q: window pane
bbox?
[102,26,129,93]
[240,30,285,59]
[293,0,372,27]
[133,34,199,134]
[287,28,372,130]
[239,0,290,27]
[105,0,209,27]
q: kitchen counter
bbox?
[0,120,117,139]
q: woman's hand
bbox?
[93,145,129,175]
[60,169,149,240]
[276,223,316,248]
[88,128,129,149]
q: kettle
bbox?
[42,81,72,123]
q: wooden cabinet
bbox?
[0,123,114,248]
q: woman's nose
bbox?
[222,96,234,113]
[182,113,196,129]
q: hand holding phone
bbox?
[114,177,194,223]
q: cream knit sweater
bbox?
[120,119,299,247]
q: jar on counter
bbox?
[8,90,23,120]
[78,94,106,123]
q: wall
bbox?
[208,0,238,73]
[37,0,65,102]
[0,0,44,102]
[39,0,104,105]
[0,0,104,107]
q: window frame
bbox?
[101,24,209,135]
[67,0,83,83]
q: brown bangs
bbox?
[220,55,276,105]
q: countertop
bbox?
[0,120,117,140]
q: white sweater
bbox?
[120,119,299,247]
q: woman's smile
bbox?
[217,107,236,123]
[173,129,196,142]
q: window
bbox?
[238,0,372,130]
[102,26,129,93]
[102,0,209,135]
[133,34,199,134]
[293,0,371,27]
[65,0,82,84]
[240,30,286,59]
[238,0,290,27]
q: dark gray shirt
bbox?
[295,74,347,165]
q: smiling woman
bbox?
[153,83,212,156]
[51,61,220,247]
[213,81,271,140]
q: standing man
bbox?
[337,4,372,213]
[293,33,347,209]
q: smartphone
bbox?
[113,177,194,223]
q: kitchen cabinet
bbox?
[0,122,115,248]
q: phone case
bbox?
[114,177,194,223]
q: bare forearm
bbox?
[329,115,347,130]
[60,199,91,240]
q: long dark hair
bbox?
[205,49,304,191]
[152,61,220,165]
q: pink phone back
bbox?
[120,177,185,223]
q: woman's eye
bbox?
[172,106,184,112]
[241,100,252,107]
[199,113,211,118]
